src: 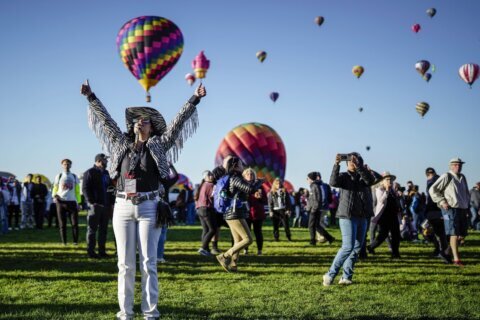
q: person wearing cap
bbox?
[429,158,470,267]
[323,152,375,286]
[469,182,480,231]
[194,170,217,256]
[306,172,334,245]
[81,80,206,320]
[367,172,401,258]
[82,153,113,258]
[425,167,450,263]
[52,159,81,245]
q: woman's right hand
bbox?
[80,80,92,97]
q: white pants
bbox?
[113,195,161,320]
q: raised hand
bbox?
[194,83,206,98]
[80,79,92,97]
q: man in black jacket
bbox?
[306,172,334,245]
[82,154,113,258]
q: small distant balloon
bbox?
[458,63,479,88]
[315,16,324,26]
[358,107,363,112]
[270,92,279,102]
[415,60,430,76]
[185,73,195,86]
[423,73,432,82]
[412,24,421,33]
[426,8,436,18]
[431,64,436,73]
[415,102,430,118]
[366,146,371,151]
[352,65,364,79]
[256,51,267,63]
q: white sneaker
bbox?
[323,274,333,286]
[338,278,353,285]
[157,257,166,263]
[198,248,212,257]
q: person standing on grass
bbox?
[81,80,206,320]
[306,172,334,245]
[244,168,266,256]
[52,159,81,245]
[367,172,401,259]
[429,158,470,267]
[268,178,292,242]
[82,153,112,259]
[469,182,480,230]
[424,167,451,263]
[157,162,179,264]
[194,170,217,257]
[20,174,35,229]
[323,152,375,286]
[31,176,48,229]
[213,156,263,272]
[7,177,22,231]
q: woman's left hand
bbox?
[194,83,207,98]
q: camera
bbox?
[338,154,351,161]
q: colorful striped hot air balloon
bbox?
[116,16,184,102]
[459,63,480,88]
[352,65,364,79]
[283,180,295,193]
[170,173,193,191]
[215,123,287,192]
[416,102,430,118]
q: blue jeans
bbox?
[157,225,168,259]
[327,217,367,281]
[0,204,8,234]
[470,206,479,230]
[186,203,196,225]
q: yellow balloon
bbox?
[352,65,364,79]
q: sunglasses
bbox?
[133,118,151,124]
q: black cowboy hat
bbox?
[125,107,167,136]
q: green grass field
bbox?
[0,213,479,320]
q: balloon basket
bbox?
[146,92,151,103]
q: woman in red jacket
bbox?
[243,168,266,255]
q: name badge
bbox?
[125,179,137,195]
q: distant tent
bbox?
[0,171,16,179]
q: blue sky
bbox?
[1,0,479,192]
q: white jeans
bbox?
[113,194,161,320]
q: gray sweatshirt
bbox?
[429,171,470,209]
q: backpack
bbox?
[213,175,234,214]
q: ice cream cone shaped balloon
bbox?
[116,16,184,102]
[192,51,210,79]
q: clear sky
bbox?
[1,0,479,192]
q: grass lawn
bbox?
[0,213,479,320]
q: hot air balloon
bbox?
[117,16,184,102]
[426,8,436,18]
[315,16,324,26]
[416,102,430,118]
[215,123,287,192]
[459,63,480,88]
[366,146,371,151]
[192,51,210,79]
[412,24,421,33]
[352,66,364,79]
[185,73,195,86]
[170,173,193,192]
[358,107,364,112]
[283,180,295,193]
[415,60,430,76]
[24,174,52,189]
[270,92,279,103]
[423,73,432,82]
[256,51,267,63]
[431,64,436,73]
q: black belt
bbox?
[116,191,158,205]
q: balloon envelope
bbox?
[215,123,287,192]
[170,173,191,191]
[416,102,430,118]
[283,180,295,193]
[24,174,52,189]
[459,63,480,88]
[352,65,364,78]
[315,16,324,26]
[426,8,436,18]
[116,16,184,98]
[270,92,279,102]
[423,73,432,82]
[185,73,195,86]
[415,60,430,76]
[412,24,421,33]
[256,51,267,63]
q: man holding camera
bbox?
[323,152,375,286]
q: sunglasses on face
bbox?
[133,118,151,124]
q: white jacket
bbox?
[429,171,470,209]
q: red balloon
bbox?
[412,24,421,33]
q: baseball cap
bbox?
[95,153,109,162]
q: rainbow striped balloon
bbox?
[215,123,287,191]
[117,16,184,101]
[170,173,193,191]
